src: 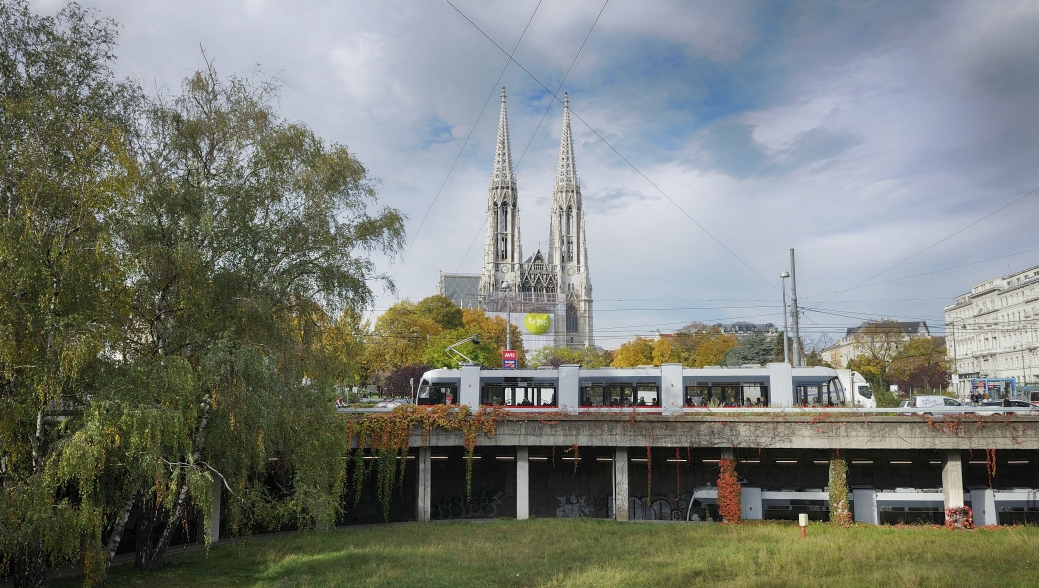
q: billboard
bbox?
[502,349,517,370]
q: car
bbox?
[373,400,405,410]
[898,395,961,416]
[978,399,1034,416]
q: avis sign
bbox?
[502,349,517,370]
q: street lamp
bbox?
[501,280,512,352]
[780,271,791,365]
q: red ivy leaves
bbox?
[717,457,741,523]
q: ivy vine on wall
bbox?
[345,405,508,520]
[828,452,852,526]
[717,457,741,523]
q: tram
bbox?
[414,363,856,412]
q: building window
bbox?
[566,303,578,333]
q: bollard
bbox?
[799,513,808,538]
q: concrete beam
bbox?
[393,416,1039,451]
[614,447,628,521]
[516,446,529,520]
[942,450,964,509]
[417,447,431,522]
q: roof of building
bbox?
[844,320,929,338]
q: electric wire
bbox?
[444,0,778,293]
[455,0,609,273]
[821,185,1039,304]
[374,0,544,311]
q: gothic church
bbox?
[477,88,594,349]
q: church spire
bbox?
[555,92,577,188]
[490,86,515,188]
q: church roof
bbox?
[490,87,515,188]
[555,93,578,188]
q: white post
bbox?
[614,447,629,521]
[942,450,964,509]
[516,446,529,520]
[417,447,431,522]
[207,475,221,543]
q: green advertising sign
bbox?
[524,313,552,335]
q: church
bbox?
[475,88,594,351]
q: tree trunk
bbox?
[11,540,46,588]
[133,491,156,571]
[147,481,190,571]
[96,494,135,587]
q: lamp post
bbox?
[501,280,512,352]
[781,271,791,365]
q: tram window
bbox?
[536,386,556,406]
[418,384,457,405]
[712,384,738,406]
[580,385,604,407]
[636,384,659,406]
[797,385,824,406]
[481,384,507,406]
[827,378,845,404]
[607,385,634,406]
[742,383,768,407]
[685,384,708,406]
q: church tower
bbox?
[546,93,594,348]
[479,88,523,300]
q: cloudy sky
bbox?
[32,0,1039,348]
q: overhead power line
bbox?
[822,184,1039,303]
[455,0,609,273]
[444,0,778,293]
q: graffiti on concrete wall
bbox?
[629,492,695,521]
[555,494,598,518]
[432,488,504,520]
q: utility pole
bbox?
[790,248,802,366]
[781,271,791,365]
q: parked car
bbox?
[978,399,1034,415]
[373,400,404,410]
[898,395,961,415]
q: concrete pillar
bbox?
[417,447,431,522]
[942,450,964,509]
[206,476,221,543]
[614,447,629,521]
[516,446,529,520]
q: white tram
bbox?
[415,363,863,412]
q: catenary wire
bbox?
[444,0,779,293]
[455,0,609,273]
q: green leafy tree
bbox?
[724,332,774,366]
[85,61,404,575]
[671,323,738,367]
[529,346,606,368]
[415,294,464,330]
[0,2,139,584]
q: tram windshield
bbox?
[416,381,457,405]
[796,378,845,406]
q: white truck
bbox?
[835,369,876,408]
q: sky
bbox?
[30,0,1039,349]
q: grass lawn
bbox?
[51,519,1039,587]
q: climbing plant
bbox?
[828,452,852,526]
[717,458,741,523]
[346,405,508,520]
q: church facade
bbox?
[477,88,594,350]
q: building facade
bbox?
[945,265,1039,396]
[477,89,593,350]
[825,320,930,368]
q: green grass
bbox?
[52,519,1039,587]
